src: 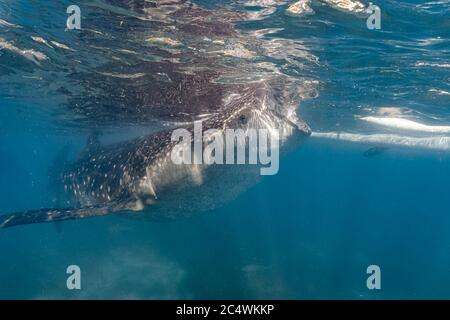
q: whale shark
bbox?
[0,84,311,229]
[0,0,317,229]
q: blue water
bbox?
[1,0,450,299]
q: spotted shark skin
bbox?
[0,84,311,229]
[0,0,316,229]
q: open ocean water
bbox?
[0,0,449,299]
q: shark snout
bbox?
[294,117,312,136]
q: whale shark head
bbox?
[212,80,312,143]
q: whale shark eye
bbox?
[239,114,248,125]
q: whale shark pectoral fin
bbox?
[0,201,134,230]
